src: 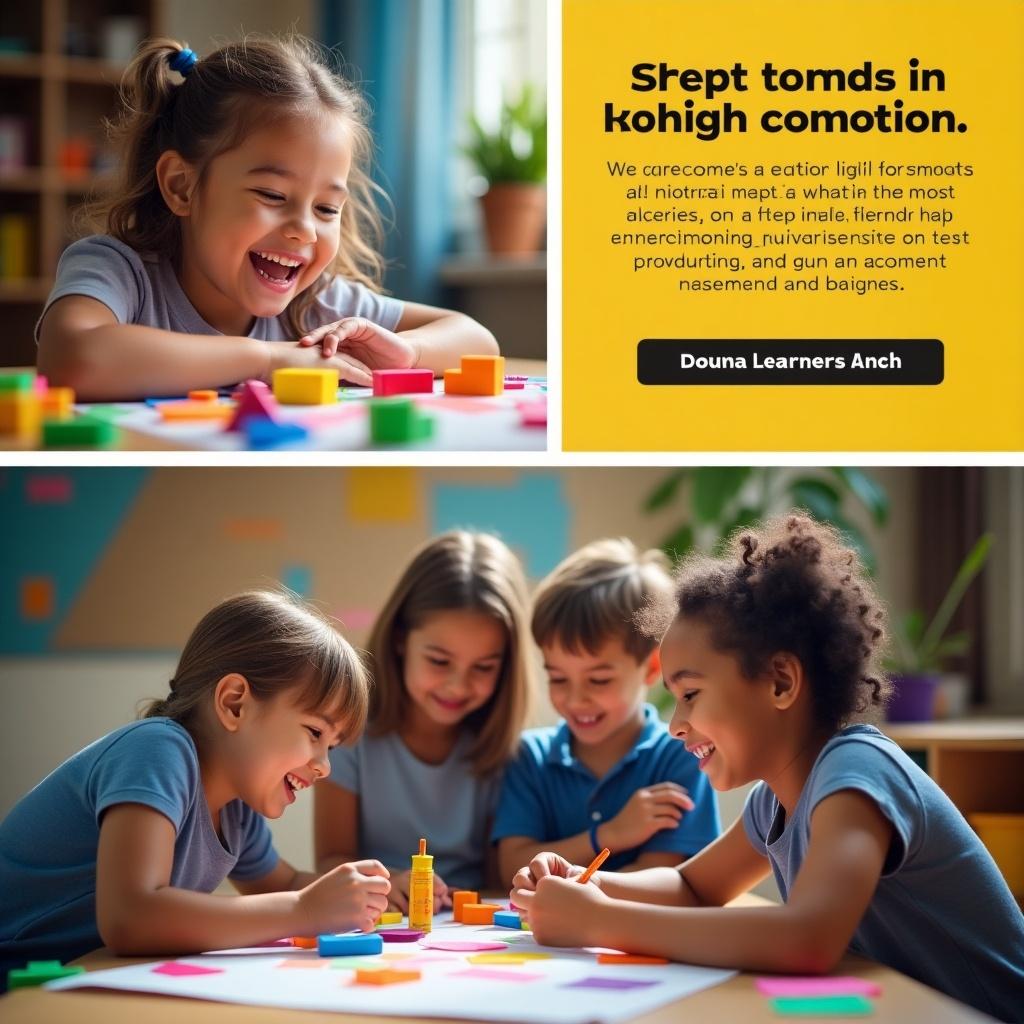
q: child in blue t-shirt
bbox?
[493,538,721,886]
[510,515,1024,1023]
[0,591,390,989]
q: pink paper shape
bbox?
[293,404,366,428]
[25,474,73,504]
[755,976,882,998]
[450,968,544,983]
[414,395,501,414]
[152,961,224,977]
[421,939,509,952]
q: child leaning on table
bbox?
[36,35,496,401]
[0,591,391,992]
[510,515,1024,1023]
[492,538,720,886]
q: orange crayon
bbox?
[577,847,610,885]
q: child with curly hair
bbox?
[510,514,1024,1022]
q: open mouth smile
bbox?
[249,249,305,292]
[283,771,311,803]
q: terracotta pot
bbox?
[479,183,546,256]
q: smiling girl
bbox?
[315,531,534,912]
[0,592,391,989]
[510,515,1024,1022]
[36,36,496,400]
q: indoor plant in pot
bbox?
[886,533,993,722]
[465,85,547,256]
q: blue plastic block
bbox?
[493,911,522,929]
[245,419,308,449]
[317,932,384,957]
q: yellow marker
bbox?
[408,837,433,933]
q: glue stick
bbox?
[408,837,433,933]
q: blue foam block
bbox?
[245,419,308,449]
[317,932,384,957]
[493,911,522,929]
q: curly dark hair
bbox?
[642,512,891,731]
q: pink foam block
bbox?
[517,399,547,427]
[152,961,224,977]
[226,379,279,432]
[755,976,882,998]
[372,368,434,397]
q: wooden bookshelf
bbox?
[0,0,163,365]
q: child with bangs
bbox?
[37,36,496,400]
[0,591,390,990]
[493,538,720,886]
[510,515,1024,1023]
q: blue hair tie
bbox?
[169,48,197,76]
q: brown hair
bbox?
[141,590,369,742]
[532,538,673,662]
[367,531,533,776]
[641,513,891,730]
[83,34,386,336]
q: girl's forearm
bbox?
[402,314,498,373]
[593,866,701,906]
[102,886,304,955]
[591,900,837,974]
[40,324,272,401]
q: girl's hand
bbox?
[385,868,451,915]
[267,340,373,387]
[512,875,608,948]
[299,317,420,371]
[297,859,391,934]
[603,783,695,851]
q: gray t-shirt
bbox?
[327,731,501,891]
[743,724,1024,1022]
[0,718,277,978]
[37,234,403,340]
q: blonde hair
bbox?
[532,538,674,662]
[367,532,533,776]
[83,34,386,336]
[141,590,370,742]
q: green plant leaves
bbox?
[692,467,751,523]
[464,86,547,184]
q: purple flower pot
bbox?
[887,673,940,722]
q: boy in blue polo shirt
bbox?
[493,539,720,884]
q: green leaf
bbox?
[831,467,889,526]
[659,524,695,563]
[933,632,971,660]
[902,610,926,647]
[692,467,751,524]
[644,470,688,512]
[712,506,761,555]
[788,478,841,523]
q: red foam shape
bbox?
[372,368,434,397]
[226,380,279,432]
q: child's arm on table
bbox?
[96,804,390,954]
[38,296,374,401]
[299,301,498,376]
[514,791,892,974]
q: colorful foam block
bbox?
[377,912,404,926]
[272,367,339,405]
[769,995,875,1016]
[369,398,434,444]
[443,354,505,396]
[317,932,383,957]
[493,911,522,929]
[289,936,318,949]
[372,368,434,397]
[379,928,423,943]
[157,401,234,421]
[0,393,40,439]
[188,389,219,402]
[451,891,479,923]
[597,953,669,965]
[42,415,116,448]
[354,968,420,985]
[40,387,75,420]
[244,419,308,449]
[0,370,36,393]
[461,903,502,925]
[226,380,279,432]
[7,961,85,988]
[518,399,547,427]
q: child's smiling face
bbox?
[660,614,780,791]
[174,111,353,335]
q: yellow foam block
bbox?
[157,401,234,421]
[273,368,339,405]
[0,393,41,439]
[378,912,403,925]
[467,952,551,965]
[40,387,75,420]
[443,355,505,396]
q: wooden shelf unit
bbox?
[0,0,163,365]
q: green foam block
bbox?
[0,371,36,393]
[770,994,874,1016]
[42,415,117,448]
[8,960,85,988]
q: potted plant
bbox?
[465,85,547,256]
[886,533,993,722]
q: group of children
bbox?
[2,515,1022,1020]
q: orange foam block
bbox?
[597,953,669,965]
[443,355,505,396]
[157,401,233,421]
[188,389,219,402]
[354,968,420,985]
[40,387,75,420]
[289,936,318,949]
[451,891,479,923]
[461,903,502,925]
